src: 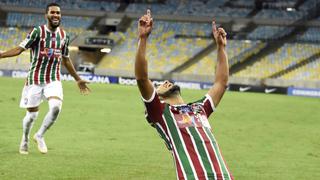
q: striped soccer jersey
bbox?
[144,90,233,180]
[19,25,70,85]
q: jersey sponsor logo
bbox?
[40,48,61,58]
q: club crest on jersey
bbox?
[47,48,54,57]
[173,105,210,128]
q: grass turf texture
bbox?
[0,76,319,179]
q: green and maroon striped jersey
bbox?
[144,90,233,180]
[19,25,70,85]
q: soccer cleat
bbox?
[19,139,29,155]
[33,134,48,154]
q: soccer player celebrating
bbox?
[0,3,90,154]
[135,10,233,180]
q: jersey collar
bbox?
[44,25,60,33]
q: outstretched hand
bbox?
[77,79,91,95]
[138,9,153,39]
[212,21,227,48]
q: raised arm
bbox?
[207,21,228,107]
[135,10,154,100]
[62,56,90,95]
[0,47,25,59]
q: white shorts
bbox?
[19,81,63,108]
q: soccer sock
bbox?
[36,99,62,137]
[22,111,39,141]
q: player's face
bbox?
[156,80,174,94]
[156,80,180,98]
[46,6,61,28]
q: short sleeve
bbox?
[197,94,215,117]
[19,27,39,49]
[143,89,165,125]
[62,34,70,58]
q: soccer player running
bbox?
[135,10,233,180]
[0,3,90,154]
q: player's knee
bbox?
[51,106,60,117]
[28,111,39,121]
[49,99,62,118]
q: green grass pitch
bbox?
[0,77,319,179]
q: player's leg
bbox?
[20,107,39,154]
[34,97,62,154]
[19,84,43,154]
[35,97,62,137]
[34,81,63,154]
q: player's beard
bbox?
[158,85,181,98]
[48,18,60,29]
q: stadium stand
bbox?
[181,40,264,75]
[0,0,119,11]
[247,26,295,40]
[254,9,306,20]
[228,0,255,8]
[279,58,320,81]
[233,43,320,79]
[7,13,93,28]
[0,27,27,50]
[98,20,212,73]
[0,0,320,88]
[299,0,319,11]
[125,0,178,15]
[296,27,320,43]
[0,27,30,69]
[125,0,251,17]
[6,12,94,39]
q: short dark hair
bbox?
[46,3,60,13]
